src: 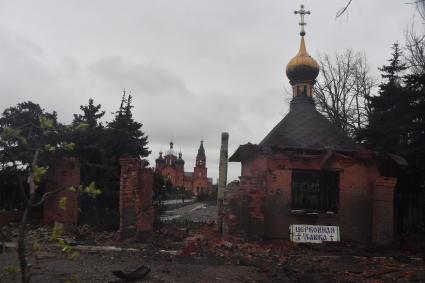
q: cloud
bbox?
[0,28,85,119]
[0,0,422,182]
[89,56,190,98]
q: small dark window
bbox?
[291,170,339,212]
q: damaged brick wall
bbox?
[222,181,242,235]
[43,158,80,226]
[119,156,153,239]
[223,176,267,236]
[224,150,397,244]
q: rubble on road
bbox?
[170,225,425,282]
[1,221,425,282]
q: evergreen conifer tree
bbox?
[364,43,413,153]
[363,41,425,232]
[76,93,151,229]
[403,36,425,193]
[71,99,118,230]
[72,98,105,128]
[107,92,150,161]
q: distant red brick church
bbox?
[155,141,213,195]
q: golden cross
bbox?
[294,4,311,36]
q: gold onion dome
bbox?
[286,36,320,84]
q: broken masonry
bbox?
[119,156,154,239]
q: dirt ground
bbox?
[0,249,269,282]
[2,202,425,283]
[1,221,425,283]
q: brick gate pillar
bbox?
[119,156,153,240]
[372,176,397,245]
[43,158,80,226]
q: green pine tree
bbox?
[72,98,105,128]
[364,43,413,153]
[71,99,119,230]
[403,40,425,192]
[107,92,151,160]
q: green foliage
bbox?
[44,144,56,152]
[72,95,150,230]
[33,166,47,184]
[363,43,412,152]
[70,98,118,229]
[67,183,102,198]
[64,142,76,151]
[68,186,77,193]
[50,222,63,240]
[361,38,425,232]
[83,182,102,198]
[0,95,150,230]
[0,97,150,282]
[1,127,27,144]
[0,102,60,164]
[39,116,54,130]
[107,93,151,160]
[49,222,80,260]
[75,122,89,130]
[59,197,67,211]
[72,98,105,129]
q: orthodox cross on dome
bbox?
[294,4,311,36]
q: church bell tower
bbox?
[194,140,207,179]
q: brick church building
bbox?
[155,141,213,195]
[223,6,401,245]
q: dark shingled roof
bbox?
[260,95,361,152]
[229,143,264,162]
[230,95,361,162]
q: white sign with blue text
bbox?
[289,225,340,243]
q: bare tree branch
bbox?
[404,29,425,75]
[337,0,425,21]
[32,185,69,207]
[336,0,353,18]
[314,50,376,136]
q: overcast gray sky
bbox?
[0,0,422,183]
